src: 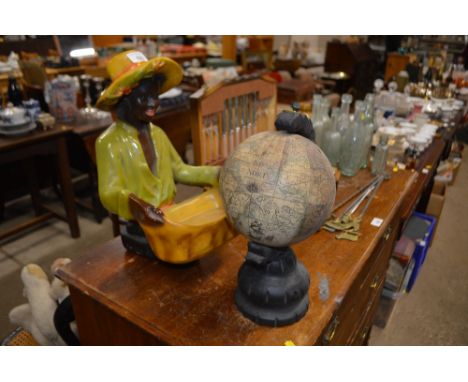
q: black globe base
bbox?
[235,241,310,327]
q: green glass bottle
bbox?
[311,94,323,145]
[372,134,389,176]
[316,98,331,149]
[360,94,376,168]
[323,107,342,167]
[339,101,365,177]
[338,93,352,136]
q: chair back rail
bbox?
[190,76,277,165]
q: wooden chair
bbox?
[19,58,48,88]
[189,75,277,166]
[19,58,49,110]
[241,50,273,73]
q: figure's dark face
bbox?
[123,75,165,123]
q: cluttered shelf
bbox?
[57,168,415,345]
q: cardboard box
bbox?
[432,180,446,196]
[426,193,445,218]
[426,192,445,244]
[435,158,462,186]
[451,158,462,185]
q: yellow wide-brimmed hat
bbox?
[96,50,183,111]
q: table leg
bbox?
[22,158,42,217]
[110,214,121,237]
[0,184,4,222]
[56,136,80,238]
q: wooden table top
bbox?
[58,168,416,345]
[0,70,22,81]
[45,66,86,76]
[400,132,451,220]
[0,124,71,152]
[67,119,112,137]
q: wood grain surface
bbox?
[58,168,416,345]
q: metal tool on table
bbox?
[245,94,251,140]
[240,95,247,142]
[323,175,384,241]
[211,114,219,161]
[203,116,212,163]
[246,93,253,137]
[332,177,380,213]
[228,98,235,154]
[222,103,228,157]
[252,93,258,134]
[234,97,241,147]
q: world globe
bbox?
[219,130,336,247]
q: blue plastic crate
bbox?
[405,212,437,292]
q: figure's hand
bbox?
[128,193,165,225]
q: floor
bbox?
[1,152,467,345]
[370,149,468,345]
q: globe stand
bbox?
[235,241,310,327]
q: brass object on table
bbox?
[323,175,384,241]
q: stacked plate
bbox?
[0,105,38,136]
[0,116,36,136]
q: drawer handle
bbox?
[323,316,340,345]
[361,325,370,340]
[370,275,380,289]
[384,226,392,240]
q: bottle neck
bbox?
[312,100,322,122]
[321,103,330,120]
[331,109,340,131]
[340,101,351,116]
[353,108,362,122]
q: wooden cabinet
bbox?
[319,215,399,345]
[384,53,416,82]
[57,168,416,345]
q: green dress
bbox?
[96,120,219,220]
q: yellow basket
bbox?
[139,188,236,264]
[1,327,38,346]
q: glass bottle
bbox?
[360,94,376,168]
[323,107,342,167]
[339,101,365,177]
[337,93,352,136]
[311,94,324,147]
[372,134,389,176]
[317,98,331,149]
[7,75,23,106]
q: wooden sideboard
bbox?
[57,167,417,345]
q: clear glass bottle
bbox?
[337,93,352,136]
[311,94,323,145]
[339,101,365,177]
[311,94,322,143]
[316,98,331,149]
[360,94,376,168]
[323,107,342,167]
[372,134,389,176]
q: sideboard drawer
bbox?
[348,277,385,345]
[319,217,399,345]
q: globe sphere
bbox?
[220,130,336,247]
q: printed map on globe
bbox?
[220,130,336,247]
